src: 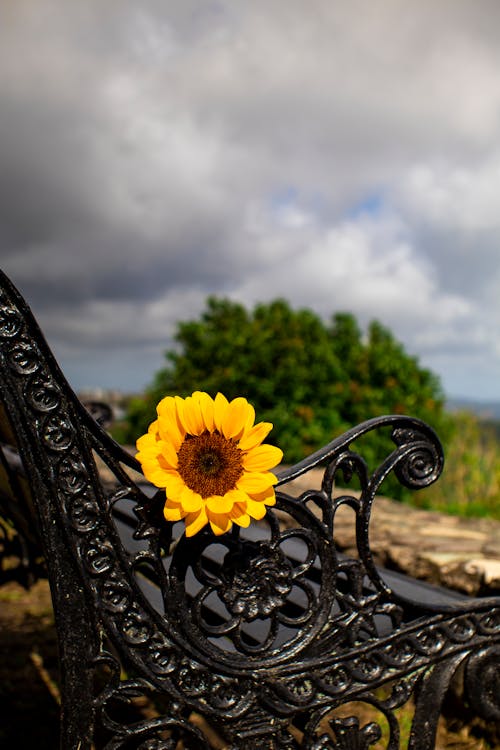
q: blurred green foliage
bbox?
[415,411,500,520]
[118,297,453,500]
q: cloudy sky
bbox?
[1,1,500,400]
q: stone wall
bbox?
[281,469,500,596]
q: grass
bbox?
[414,412,500,520]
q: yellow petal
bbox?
[207,512,233,536]
[157,396,184,432]
[237,422,273,451]
[245,498,269,520]
[157,398,184,449]
[157,442,179,469]
[136,432,158,453]
[182,396,205,436]
[162,470,186,499]
[242,444,283,472]
[179,485,203,512]
[232,512,251,528]
[156,395,176,417]
[225,488,250,505]
[230,501,251,527]
[206,494,235,513]
[194,391,216,432]
[174,396,189,436]
[137,454,164,472]
[213,392,229,432]
[243,401,255,432]
[138,442,162,460]
[163,502,185,521]
[157,420,183,451]
[157,425,183,452]
[236,471,277,493]
[250,486,276,506]
[184,507,208,537]
[221,397,253,440]
[147,419,160,434]
[139,462,175,489]
[136,445,160,463]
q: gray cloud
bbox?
[1,0,500,397]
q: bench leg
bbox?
[46,542,98,749]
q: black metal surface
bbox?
[0,267,499,749]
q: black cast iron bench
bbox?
[0,268,498,749]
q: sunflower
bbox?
[135,392,283,536]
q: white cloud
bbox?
[400,158,500,232]
[232,209,473,342]
[2,0,500,398]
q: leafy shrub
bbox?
[120,297,451,501]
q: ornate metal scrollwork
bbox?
[465,645,500,722]
[308,715,382,750]
[0,269,499,749]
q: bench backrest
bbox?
[0,269,499,750]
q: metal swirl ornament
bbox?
[465,646,500,721]
[391,426,444,490]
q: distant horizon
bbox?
[76,382,500,408]
[61,351,499,405]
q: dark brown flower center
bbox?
[177,431,243,498]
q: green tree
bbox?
[122,297,449,497]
